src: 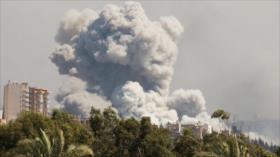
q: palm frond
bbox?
[66,144,93,157]
[40,128,52,156]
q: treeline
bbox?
[231,125,279,153]
[0,107,279,157]
[251,138,279,153]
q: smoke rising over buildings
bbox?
[50,1,224,130]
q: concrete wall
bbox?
[3,82,28,121]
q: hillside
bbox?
[0,108,279,157]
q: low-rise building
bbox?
[0,118,6,125]
[166,121,181,138]
[181,123,209,139]
[166,121,209,139]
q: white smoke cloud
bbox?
[181,112,228,133]
[55,8,98,44]
[112,81,178,124]
[245,131,279,145]
[50,1,226,129]
[51,1,182,97]
[168,89,206,118]
[55,77,111,117]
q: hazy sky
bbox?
[1,1,279,121]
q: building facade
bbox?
[29,87,49,116]
[2,81,49,121]
[166,121,210,139]
[166,121,181,138]
[181,123,209,139]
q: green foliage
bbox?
[276,146,280,156]
[173,129,202,157]
[113,118,140,157]
[11,128,93,157]
[202,132,277,157]
[64,144,94,157]
[211,109,230,120]
[119,117,174,157]
[0,112,54,152]
[89,107,119,157]
[0,108,278,157]
[51,109,93,146]
[136,118,174,157]
[0,111,93,156]
[194,151,219,157]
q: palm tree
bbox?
[15,129,93,157]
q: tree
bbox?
[203,132,234,157]
[0,108,278,157]
[139,117,153,139]
[103,107,119,129]
[89,107,103,135]
[194,151,219,157]
[14,129,93,157]
[211,109,230,120]
[51,110,93,146]
[174,129,202,157]
[0,111,54,152]
[275,146,280,157]
[211,109,230,128]
[134,117,175,157]
[113,118,140,157]
[89,107,119,157]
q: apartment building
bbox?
[2,81,49,121]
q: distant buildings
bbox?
[2,81,49,122]
[181,123,209,139]
[0,118,6,125]
[166,121,181,138]
[166,121,209,139]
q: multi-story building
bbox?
[29,87,49,116]
[2,81,49,121]
[2,82,29,121]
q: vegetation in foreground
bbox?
[0,107,279,157]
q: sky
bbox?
[0,0,279,121]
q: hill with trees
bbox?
[0,107,279,157]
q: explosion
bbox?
[50,1,225,130]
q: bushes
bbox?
[0,108,278,157]
[0,111,92,156]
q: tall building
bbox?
[3,82,29,121]
[2,81,49,121]
[29,87,49,116]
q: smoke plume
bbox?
[50,1,224,130]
